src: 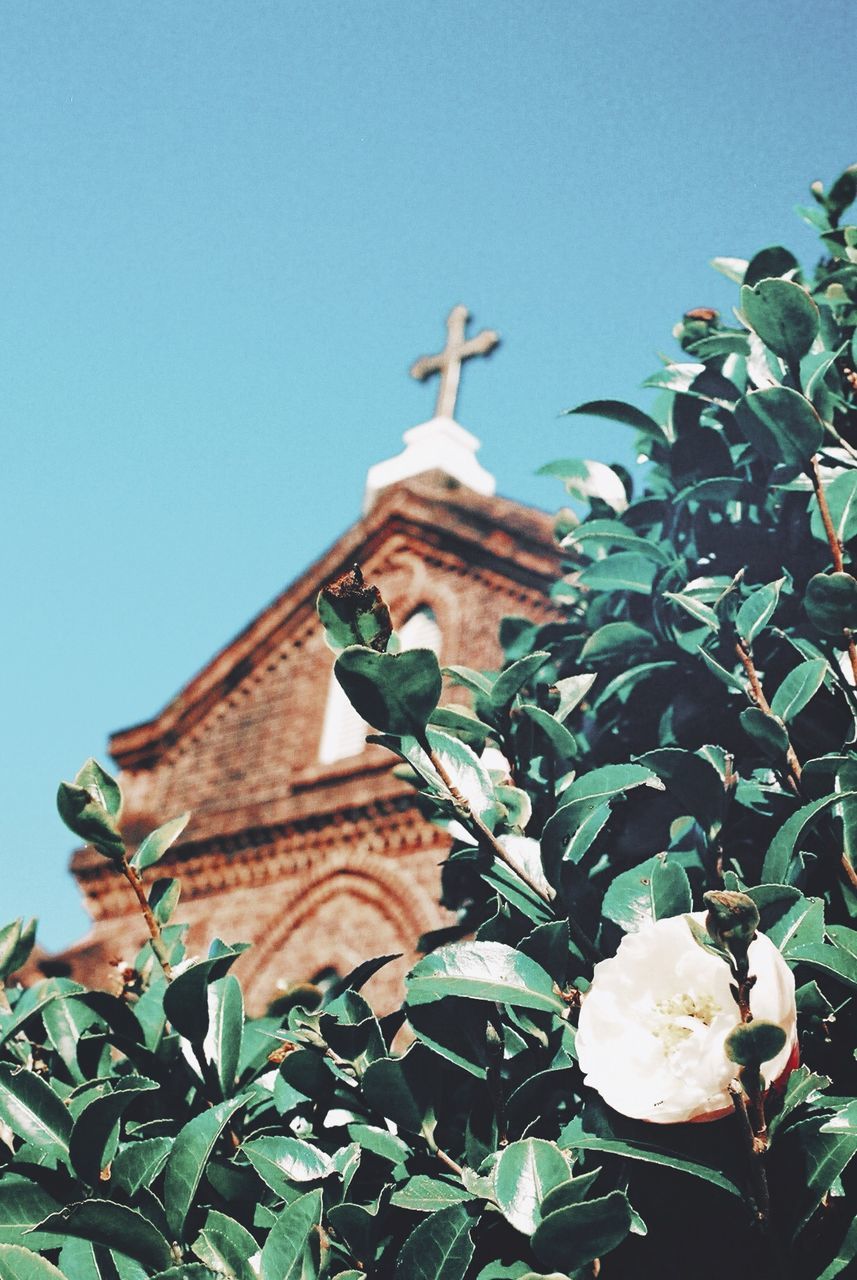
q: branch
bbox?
[734,641,802,793]
[428,748,601,963]
[808,455,857,685]
[119,858,173,981]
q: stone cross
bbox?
[410,305,500,420]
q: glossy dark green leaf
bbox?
[739,708,790,760]
[163,1097,245,1239]
[423,728,499,828]
[601,855,691,932]
[818,1216,857,1279]
[334,645,441,738]
[130,813,189,872]
[0,921,37,983]
[725,1020,786,1066]
[804,572,857,635]
[743,245,799,287]
[34,1201,172,1273]
[735,579,784,645]
[191,1209,259,1280]
[162,946,246,1046]
[664,592,719,632]
[578,554,657,595]
[361,1045,434,1135]
[762,791,857,882]
[770,658,828,722]
[69,1077,158,1186]
[390,1176,475,1213]
[406,942,564,1014]
[0,1246,69,1280]
[740,278,819,364]
[72,760,122,818]
[111,1137,172,1196]
[789,941,857,990]
[563,520,670,565]
[203,975,243,1097]
[56,781,124,861]
[810,470,857,545]
[553,674,597,721]
[41,994,100,1084]
[561,399,663,440]
[531,1191,632,1273]
[492,1139,572,1235]
[407,998,490,1078]
[734,387,824,465]
[259,1189,321,1280]
[558,1120,742,1197]
[242,1136,332,1194]
[57,1238,147,1280]
[0,1066,72,1158]
[580,622,655,663]
[537,459,628,513]
[394,1203,475,1280]
[518,705,577,763]
[0,1178,62,1250]
[490,652,551,713]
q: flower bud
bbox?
[703,890,760,951]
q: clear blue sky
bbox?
[1,0,852,950]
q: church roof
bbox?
[108,472,560,774]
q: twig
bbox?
[428,748,601,963]
[808,454,857,685]
[734,641,802,793]
[729,1083,771,1225]
[841,852,857,890]
[119,858,173,980]
[434,1145,464,1178]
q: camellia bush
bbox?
[1,166,857,1280]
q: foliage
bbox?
[1,166,857,1279]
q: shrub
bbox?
[1,165,856,1280]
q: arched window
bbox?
[317,606,442,764]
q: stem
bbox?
[428,748,601,963]
[434,1145,464,1178]
[841,852,857,891]
[729,1083,771,1225]
[120,857,172,980]
[734,641,802,792]
[808,455,857,685]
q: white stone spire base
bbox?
[363,416,496,514]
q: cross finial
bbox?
[410,305,500,421]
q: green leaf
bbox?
[561,400,663,440]
[770,659,828,721]
[558,1120,743,1198]
[422,728,499,828]
[663,592,719,633]
[162,946,247,1046]
[537,459,628,513]
[0,921,37,983]
[0,1245,69,1280]
[804,572,857,635]
[733,387,824,465]
[148,878,181,926]
[34,1202,172,1273]
[492,1139,572,1235]
[316,566,392,654]
[490,652,551,713]
[810,470,857,545]
[696,646,745,694]
[739,707,790,761]
[334,646,441,739]
[788,941,857,990]
[768,1065,831,1140]
[818,1216,857,1279]
[0,1178,62,1250]
[361,1046,435,1135]
[203,975,243,1097]
[0,1066,72,1158]
[394,1203,474,1280]
[562,520,670,565]
[406,942,564,1014]
[518,705,578,764]
[390,1176,475,1213]
[163,1097,245,1240]
[259,1190,321,1280]
[553,674,597,722]
[725,1020,787,1066]
[73,759,122,818]
[740,278,819,364]
[56,781,124,861]
[406,997,490,1079]
[58,1238,147,1280]
[578,554,657,595]
[790,1102,857,1237]
[192,1210,260,1280]
[743,245,799,287]
[130,813,190,872]
[531,1191,632,1274]
[580,622,655,663]
[242,1137,332,1194]
[111,1138,172,1196]
[762,791,857,882]
[601,855,691,932]
[735,579,784,645]
[69,1077,159,1186]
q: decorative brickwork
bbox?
[50,473,560,1012]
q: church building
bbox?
[53,308,560,1011]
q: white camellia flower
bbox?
[575,912,798,1124]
